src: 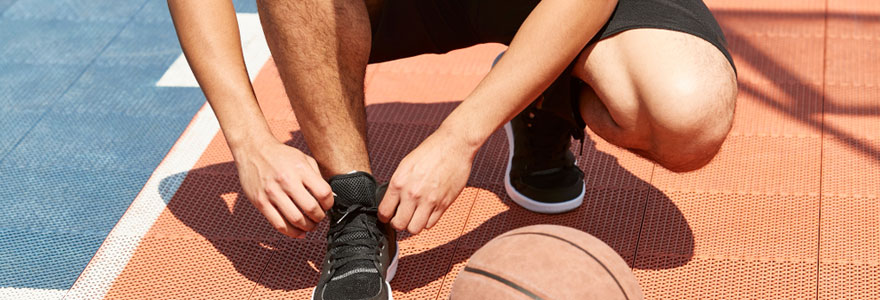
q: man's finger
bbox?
[378,182,402,223]
[302,173,334,212]
[287,183,326,223]
[267,184,316,231]
[390,192,417,231]
[425,206,446,229]
[407,202,435,235]
[258,198,305,238]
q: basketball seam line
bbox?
[497,231,632,300]
[462,266,542,300]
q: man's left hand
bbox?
[378,127,477,234]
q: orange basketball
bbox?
[450,225,644,300]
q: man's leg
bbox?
[256,0,378,178]
[257,2,399,300]
[573,28,738,172]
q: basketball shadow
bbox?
[158,101,693,293]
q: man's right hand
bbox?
[232,137,334,238]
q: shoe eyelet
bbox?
[528,112,535,118]
[526,123,532,128]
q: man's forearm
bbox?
[168,0,274,149]
[439,0,618,149]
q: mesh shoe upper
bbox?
[317,172,394,300]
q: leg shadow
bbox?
[157,101,693,293]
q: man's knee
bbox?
[645,71,737,172]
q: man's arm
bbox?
[379,0,618,233]
[168,0,333,238]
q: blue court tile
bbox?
[0,19,123,65]
[0,164,151,235]
[0,0,17,15]
[132,0,171,23]
[2,110,195,172]
[135,0,258,23]
[54,64,205,117]
[0,63,85,110]
[0,227,106,290]
[0,109,43,160]
[2,0,146,22]
[95,20,183,67]
[233,0,258,13]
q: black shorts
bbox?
[369,0,734,69]
[368,0,735,132]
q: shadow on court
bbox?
[158,101,694,292]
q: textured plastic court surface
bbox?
[2,0,879,299]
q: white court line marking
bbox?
[156,13,270,87]
[65,13,271,300]
[0,287,66,300]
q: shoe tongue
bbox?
[328,171,378,209]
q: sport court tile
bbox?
[0,164,151,235]
[364,44,504,104]
[388,246,456,300]
[2,110,194,172]
[723,32,825,137]
[0,0,16,14]
[0,228,106,291]
[104,236,270,300]
[365,71,488,104]
[132,0,174,23]
[818,261,880,300]
[94,19,183,67]
[635,190,819,260]
[819,195,879,263]
[436,247,474,300]
[1,0,145,22]
[826,0,880,36]
[707,2,826,138]
[0,109,43,159]
[634,257,817,299]
[633,190,819,299]
[823,36,880,140]
[144,171,280,241]
[650,135,822,195]
[819,142,880,298]
[246,240,326,300]
[369,44,503,77]
[821,113,880,198]
[0,18,124,65]
[718,3,825,85]
[52,64,205,118]
[704,0,825,13]
[0,62,85,110]
[456,184,647,265]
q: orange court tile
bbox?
[650,135,822,195]
[634,257,818,299]
[106,237,272,300]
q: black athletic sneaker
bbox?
[313,172,398,300]
[494,53,586,214]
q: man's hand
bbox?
[378,127,477,234]
[233,137,334,238]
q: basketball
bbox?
[449,225,644,300]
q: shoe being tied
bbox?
[313,172,398,300]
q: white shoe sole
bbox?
[503,122,585,214]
